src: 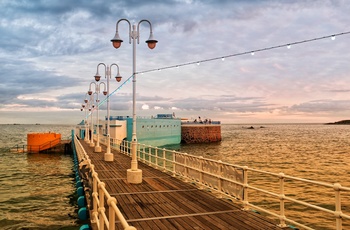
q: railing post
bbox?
[242,166,249,210]
[92,171,99,221]
[217,160,222,198]
[172,150,176,177]
[155,147,158,169]
[334,183,342,230]
[99,182,106,230]
[121,139,125,154]
[184,153,188,182]
[278,173,287,227]
[148,147,152,166]
[141,144,145,162]
[137,143,140,160]
[162,148,166,172]
[108,197,117,230]
[199,156,203,189]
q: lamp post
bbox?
[88,82,107,152]
[88,92,95,148]
[83,95,90,143]
[94,63,122,161]
[111,18,158,184]
[81,98,89,142]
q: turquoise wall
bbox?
[125,118,181,146]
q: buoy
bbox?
[78,207,88,220]
[76,181,82,189]
[79,224,91,230]
[77,196,86,208]
[77,186,84,196]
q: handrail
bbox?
[103,136,350,230]
[27,137,62,153]
[8,136,72,153]
[73,135,136,230]
[7,144,27,153]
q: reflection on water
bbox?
[1,124,349,229]
[176,124,350,229]
[0,124,77,230]
[179,124,350,183]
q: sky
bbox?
[1,0,350,124]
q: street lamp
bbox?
[89,82,107,152]
[81,98,89,142]
[83,95,90,143]
[87,90,96,148]
[111,18,158,184]
[94,63,122,161]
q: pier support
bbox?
[94,145,101,153]
[104,153,114,162]
[127,140,142,183]
[104,135,114,162]
[127,169,142,184]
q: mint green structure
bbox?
[110,114,181,147]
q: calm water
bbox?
[1,123,349,229]
[0,124,78,230]
[176,123,350,229]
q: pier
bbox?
[74,137,284,230]
[73,132,350,230]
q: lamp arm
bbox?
[137,19,153,44]
[96,63,107,78]
[99,82,107,92]
[116,18,132,44]
[89,82,97,91]
[110,63,120,76]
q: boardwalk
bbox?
[79,140,285,230]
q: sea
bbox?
[0,124,79,230]
[0,123,349,229]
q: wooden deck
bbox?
[79,140,285,230]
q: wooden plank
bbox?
[79,140,284,230]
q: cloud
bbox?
[289,99,350,113]
[1,0,350,123]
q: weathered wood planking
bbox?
[79,140,285,230]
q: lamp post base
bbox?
[104,153,114,162]
[94,145,101,152]
[127,169,142,184]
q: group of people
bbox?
[193,116,212,124]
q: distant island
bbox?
[325,120,350,125]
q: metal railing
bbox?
[27,137,62,153]
[102,136,350,230]
[7,144,27,153]
[73,135,136,230]
[8,138,62,153]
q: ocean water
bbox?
[0,124,78,230]
[176,123,350,229]
[1,123,349,229]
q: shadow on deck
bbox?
[79,140,287,230]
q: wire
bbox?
[83,31,350,118]
[84,74,134,118]
[137,31,350,74]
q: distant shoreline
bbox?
[325,120,350,125]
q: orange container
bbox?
[27,133,61,153]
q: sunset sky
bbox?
[1,0,350,124]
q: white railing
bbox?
[73,135,136,230]
[106,137,350,230]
